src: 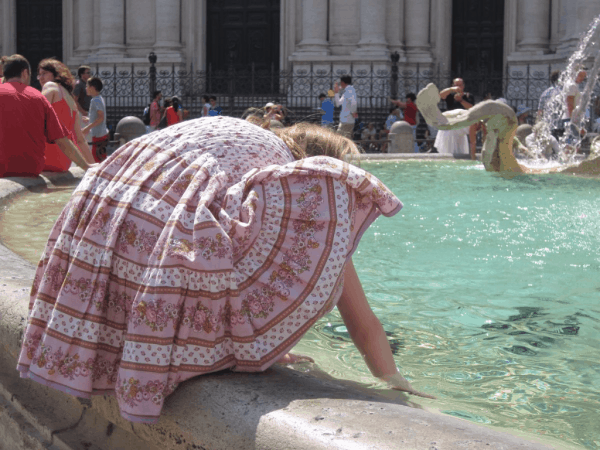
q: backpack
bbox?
[142,105,151,125]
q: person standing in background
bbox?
[82,76,109,163]
[334,75,358,139]
[319,92,335,128]
[391,93,419,152]
[148,90,163,131]
[201,95,211,117]
[208,96,222,116]
[537,70,563,140]
[73,65,92,117]
[435,78,475,158]
[166,96,183,126]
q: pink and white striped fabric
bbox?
[17,116,402,423]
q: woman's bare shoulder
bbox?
[42,81,60,92]
[41,82,61,102]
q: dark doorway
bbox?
[206,0,280,72]
[16,0,63,90]
[451,0,504,101]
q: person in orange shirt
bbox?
[165,96,183,126]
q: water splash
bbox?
[532,15,600,165]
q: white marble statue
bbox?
[416,83,600,177]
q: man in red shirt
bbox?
[391,93,419,152]
[0,54,94,177]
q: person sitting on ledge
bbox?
[416,83,600,177]
[17,115,435,425]
[0,54,95,177]
[37,57,95,172]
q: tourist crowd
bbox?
[1,52,595,178]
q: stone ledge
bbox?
[358,153,477,161]
[0,167,562,449]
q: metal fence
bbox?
[91,60,600,136]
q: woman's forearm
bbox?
[352,313,398,378]
[76,137,95,165]
[56,137,93,171]
[337,261,397,378]
[337,260,437,399]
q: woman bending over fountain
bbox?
[416,83,600,177]
[16,116,434,424]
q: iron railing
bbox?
[86,59,600,136]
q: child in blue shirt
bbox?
[82,77,109,162]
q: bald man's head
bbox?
[453,78,465,89]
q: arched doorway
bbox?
[206,0,280,72]
[16,0,63,89]
[451,0,505,100]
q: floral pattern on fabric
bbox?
[131,299,180,332]
[116,375,177,408]
[162,233,231,261]
[182,301,220,334]
[16,116,402,424]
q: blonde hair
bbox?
[272,122,360,161]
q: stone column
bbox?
[2,0,17,56]
[558,0,600,51]
[353,0,389,57]
[125,0,156,58]
[154,0,182,51]
[516,0,550,52]
[75,0,94,57]
[385,0,405,57]
[431,0,452,72]
[296,0,329,55]
[189,0,206,70]
[404,0,430,56]
[96,0,125,56]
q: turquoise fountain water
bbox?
[298,161,600,449]
[1,161,599,448]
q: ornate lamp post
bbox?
[391,51,400,99]
[148,52,157,95]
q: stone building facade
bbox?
[2,0,599,76]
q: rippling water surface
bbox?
[0,186,76,264]
[1,162,599,448]
[296,161,600,449]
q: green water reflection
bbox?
[1,162,599,449]
[0,186,76,265]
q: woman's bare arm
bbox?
[55,137,94,171]
[337,259,436,399]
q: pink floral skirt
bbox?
[16,117,402,423]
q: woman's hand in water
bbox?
[380,372,437,399]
